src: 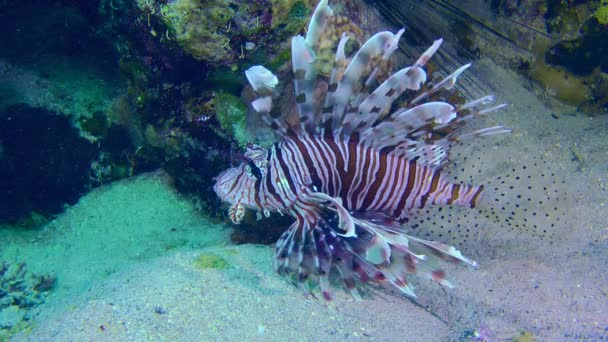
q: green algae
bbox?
[214,92,252,147]
[193,253,230,269]
[284,1,310,33]
[594,1,608,25]
[509,330,535,342]
[268,47,291,70]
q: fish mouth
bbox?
[212,171,227,197]
[212,167,240,202]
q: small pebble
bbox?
[257,324,266,335]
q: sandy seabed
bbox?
[4,58,608,341]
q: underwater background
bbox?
[1,0,607,340]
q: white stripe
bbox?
[369,152,397,210]
[356,144,380,209]
[299,136,331,193]
[392,159,410,217]
[346,142,366,209]
[315,136,340,196]
[282,141,310,188]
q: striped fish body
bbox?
[215,134,486,299]
[272,136,483,218]
[215,136,482,220]
[214,0,510,300]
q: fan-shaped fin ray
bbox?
[246,66,293,137]
[331,31,402,132]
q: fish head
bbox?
[213,143,268,209]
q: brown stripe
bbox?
[309,137,335,195]
[362,150,387,208]
[265,147,286,207]
[419,169,440,208]
[446,184,460,205]
[228,168,246,194]
[339,139,359,203]
[412,166,428,207]
[376,156,399,210]
[324,138,345,197]
[350,144,372,208]
[394,160,417,217]
[470,185,484,208]
[291,137,322,189]
[275,145,297,194]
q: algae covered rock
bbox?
[160,0,235,62]
[214,92,253,147]
[134,0,239,64]
[541,2,608,112]
[0,261,55,336]
[594,0,608,25]
[271,0,312,31]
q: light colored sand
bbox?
[12,245,449,342]
[1,171,230,316]
[403,58,608,340]
[6,59,608,341]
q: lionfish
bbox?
[214,0,511,300]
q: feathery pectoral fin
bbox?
[273,213,361,301]
[305,192,356,237]
[273,201,478,300]
[350,213,478,294]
